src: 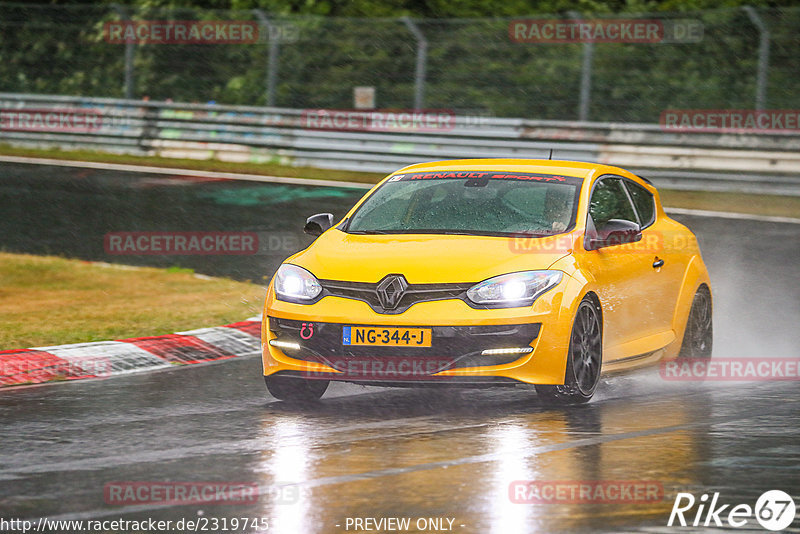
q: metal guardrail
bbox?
[1,93,799,195]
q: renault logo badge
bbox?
[376,274,408,310]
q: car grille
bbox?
[318,278,474,314]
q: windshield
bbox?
[345,171,582,236]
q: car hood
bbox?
[288,229,573,284]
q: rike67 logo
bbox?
[669,490,796,531]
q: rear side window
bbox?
[625,180,656,227]
[588,178,637,230]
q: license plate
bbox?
[342,326,432,347]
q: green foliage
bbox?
[0,3,796,121]
[20,0,796,15]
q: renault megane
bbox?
[261,159,712,404]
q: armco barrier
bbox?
[1,93,799,195]
[0,320,261,387]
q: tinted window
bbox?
[588,178,637,230]
[625,180,656,227]
[347,173,581,236]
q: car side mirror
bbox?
[585,219,642,250]
[303,213,334,236]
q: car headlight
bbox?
[466,271,562,307]
[274,264,322,302]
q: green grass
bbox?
[0,252,265,350]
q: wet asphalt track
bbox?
[1,163,799,533]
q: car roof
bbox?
[392,158,636,182]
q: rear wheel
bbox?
[536,297,602,405]
[679,285,713,358]
[265,375,328,402]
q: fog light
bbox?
[269,340,301,351]
[481,347,533,356]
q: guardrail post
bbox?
[253,10,279,107]
[140,101,159,154]
[111,4,135,99]
[569,12,594,121]
[402,17,428,111]
[742,6,770,110]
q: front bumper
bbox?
[262,281,580,385]
[268,317,540,382]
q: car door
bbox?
[578,176,655,360]
[623,178,688,340]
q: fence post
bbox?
[569,11,594,121]
[402,17,428,111]
[742,6,770,110]
[111,4,135,99]
[253,9,279,107]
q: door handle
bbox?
[652,258,665,269]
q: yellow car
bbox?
[261,159,712,404]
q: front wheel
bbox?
[265,375,328,402]
[536,297,603,405]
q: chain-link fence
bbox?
[0,3,797,122]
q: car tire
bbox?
[265,375,329,402]
[678,285,713,359]
[536,297,603,405]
